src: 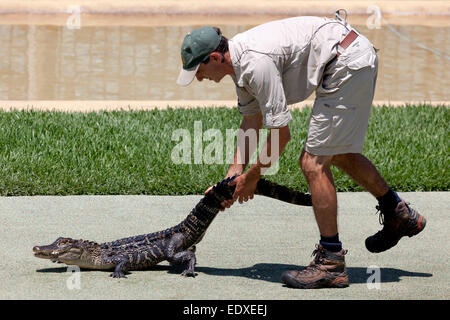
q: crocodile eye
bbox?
[59,238,69,245]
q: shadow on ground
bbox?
[36,263,432,284]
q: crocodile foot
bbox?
[110,271,127,279]
[181,269,197,277]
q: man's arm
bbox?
[226,112,263,178]
[215,119,291,209]
[232,56,292,201]
[229,124,291,204]
[204,112,262,198]
[246,124,291,181]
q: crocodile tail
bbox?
[255,179,312,206]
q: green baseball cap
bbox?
[177,26,221,86]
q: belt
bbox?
[336,29,359,57]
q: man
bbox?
[176,14,426,289]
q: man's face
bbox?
[195,53,226,83]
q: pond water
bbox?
[0,23,448,101]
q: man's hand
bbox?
[204,185,215,195]
[223,169,261,209]
[231,171,260,203]
[204,171,260,211]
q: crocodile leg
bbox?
[110,258,130,278]
[165,234,197,277]
[170,250,197,277]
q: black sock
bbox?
[376,188,401,212]
[320,234,342,252]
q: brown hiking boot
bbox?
[365,200,426,253]
[281,245,349,289]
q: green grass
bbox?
[0,105,448,195]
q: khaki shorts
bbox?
[305,35,378,156]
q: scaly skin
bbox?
[33,177,311,278]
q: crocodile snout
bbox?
[33,245,55,258]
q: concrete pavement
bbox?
[0,192,448,299]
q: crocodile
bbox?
[33,177,311,278]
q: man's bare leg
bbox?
[282,150,425,289]
[282,149,349,289]
[331,153,389,198]
[299,149,337,237]
[330,152,426,253]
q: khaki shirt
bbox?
[229,16,349,128]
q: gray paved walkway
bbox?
[0,192,448,300]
